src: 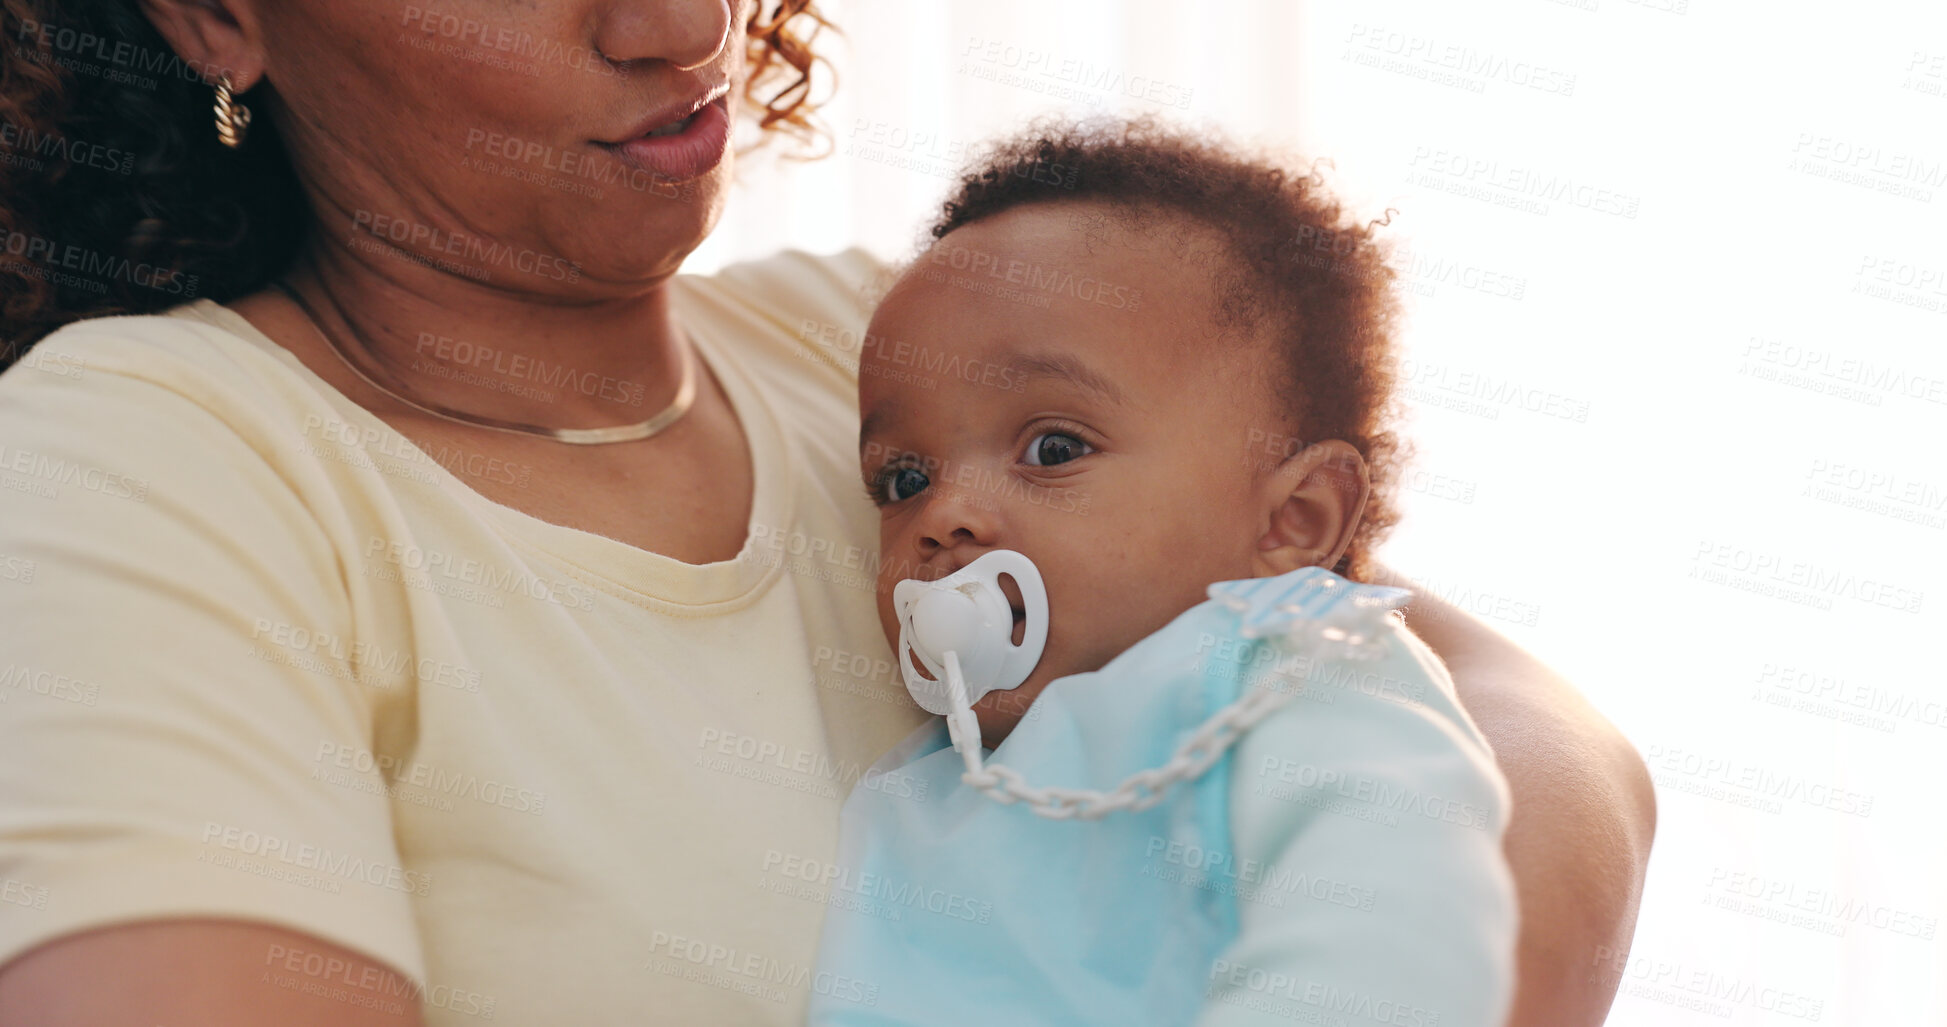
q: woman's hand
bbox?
[1371,563,1657,1027]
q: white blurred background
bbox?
[695,2,1947,1023]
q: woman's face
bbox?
[256,0,750,293]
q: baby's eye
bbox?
[1023,432,1093,467]
[882,465,931,503]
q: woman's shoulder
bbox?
[0,300,384,523]
[688,245,896,308]
[673,246,895,369]
[2,299,325,422]
[18,297,263,356]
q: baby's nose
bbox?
[913,489,1004,557]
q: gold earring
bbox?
[214,74,252,149]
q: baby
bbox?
[808,117,1517,1027]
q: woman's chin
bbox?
[562,176,730,284]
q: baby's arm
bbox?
[1197,620,1517,1027]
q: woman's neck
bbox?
[278,231,694,430]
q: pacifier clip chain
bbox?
[938,647,1299,821]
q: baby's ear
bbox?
[1251,440,1369,578]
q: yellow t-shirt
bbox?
[0,248,929,1023]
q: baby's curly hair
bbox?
[0,0,835,361]
[925,115,1407,582]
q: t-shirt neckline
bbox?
[175,291,791,611]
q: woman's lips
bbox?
[604,95,730,185]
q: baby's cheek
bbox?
[1152,500,1257,585]
[873,575,902,653]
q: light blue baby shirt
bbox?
[807,567,1517,1027]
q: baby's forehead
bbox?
[917,199,1228,267]
[877,204,1241,336]
[862,212,1285,425]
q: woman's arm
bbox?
[0,921,423,1027]
[1371,564,1657,1027]
[0,329,428,1022]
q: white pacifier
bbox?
[892,549,1050,717]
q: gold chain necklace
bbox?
[270,278,696,445]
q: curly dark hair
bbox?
[0,0,836,364]
[925,116,1407,582]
